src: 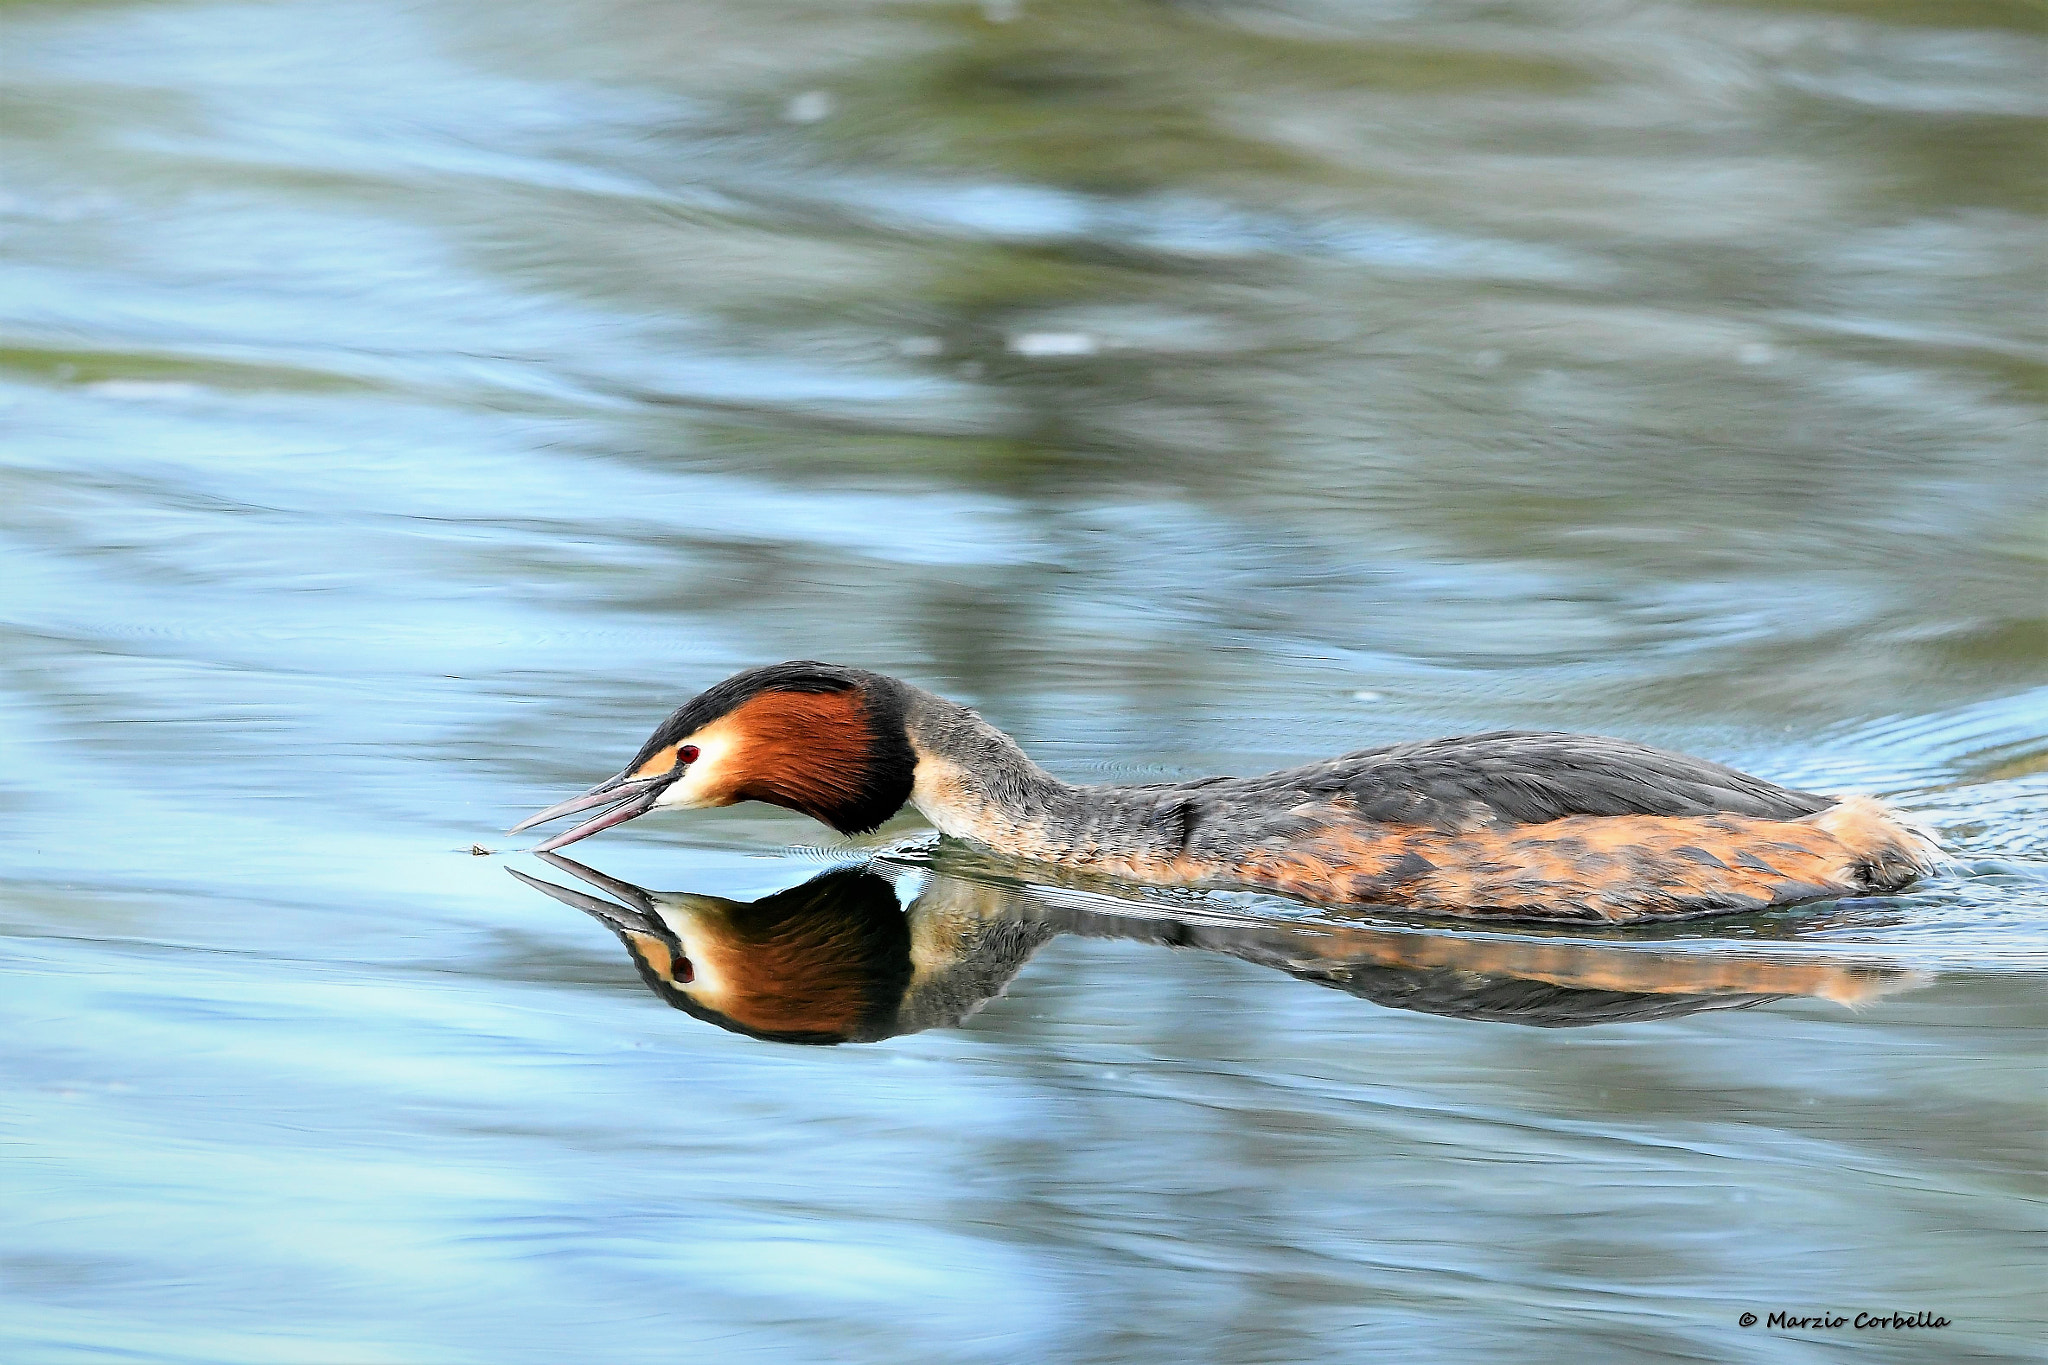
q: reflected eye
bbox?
[675,957,694,984]
[678,744,700,765]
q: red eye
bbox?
[679,745,699,764]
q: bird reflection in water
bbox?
[509,853,1923,1046]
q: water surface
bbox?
[2,0,2043,1360]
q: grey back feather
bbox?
[1150,731,1832,835]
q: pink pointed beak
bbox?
[509,771,672,852]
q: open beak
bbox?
[508,771,672,852]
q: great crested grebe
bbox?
[510,661,1940,923]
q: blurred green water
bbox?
[0,0,2043,1361]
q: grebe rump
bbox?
[511,662,1938,923]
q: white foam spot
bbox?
[1008,331,1098,357]
[784,90,833,124]
[86,380,205,401]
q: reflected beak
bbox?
[503,875,663,949]
[505,862,663,937]
[534,850,659,915]
[508,771,672,852]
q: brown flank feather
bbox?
[1214,794,1938,922]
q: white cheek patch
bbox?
[646,900,731,1003]
[653,736,733,810]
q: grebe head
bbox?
[511,855,913,1045]
[511,661,916,852]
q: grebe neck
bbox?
[898,686,1185,871]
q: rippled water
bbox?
[3,0,2044,1360]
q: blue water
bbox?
[3,0,2043,1360]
